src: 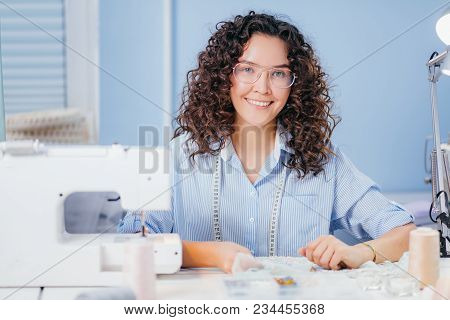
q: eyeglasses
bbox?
[232,62,296,89]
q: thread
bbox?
[432,276,450,299]
[123,238,156,299]
[231,252,264,274]
[408,227,440,288]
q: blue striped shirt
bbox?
[117,130,414,256]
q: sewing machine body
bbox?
[0,142,182,287]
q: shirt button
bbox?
[249,217,254,223]
[250,190,256,197]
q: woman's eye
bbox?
[272,70,287,78]
[242,67,254,73]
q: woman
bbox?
[118,11,415,273]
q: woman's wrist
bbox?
[354,243,376,264]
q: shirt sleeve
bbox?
[330,146,415,240]
[117,208,174,233]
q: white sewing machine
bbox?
[0,141,182,288]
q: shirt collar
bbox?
[219,125,294,163]
[220,138,234,162]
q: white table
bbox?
[3,258,448,300]
[0,288,41,300]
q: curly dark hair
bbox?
[174,11,340,179]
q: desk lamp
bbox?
[427,6,450,257]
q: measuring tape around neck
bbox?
[212,156,287,256]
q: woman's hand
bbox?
[298,235,374,270]
[212,241,252,273]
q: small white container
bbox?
[408,227,440,288]
[123,238,156,299]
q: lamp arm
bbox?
[428,53,450,258]
[427,50,448,70]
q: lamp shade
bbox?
[442,49,450,76]
[436,7,450,45]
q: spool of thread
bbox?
[123,238,156,299]
[408,227,440,288]
[432,276,450,300]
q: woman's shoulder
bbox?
[169,132,212,173]
[325,143,377,188]
[327,144,358,171]
[170,132,198,155]
[314,143,354,180]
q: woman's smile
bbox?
[245,98,274,109]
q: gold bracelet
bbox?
[362,242,377,263]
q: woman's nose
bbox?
[253,71,271,94]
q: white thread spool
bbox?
[408,227,440,288]
[123,238,156,299]
[432,276,450,299]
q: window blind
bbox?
[0,0,66,113]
